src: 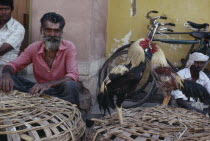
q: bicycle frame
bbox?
[98,10,210,109]
[153,34,209,70]
[110,11,210,72]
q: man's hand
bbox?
[29,83,50,96]
[0,73,14,93]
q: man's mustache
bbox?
[0,15,9,18]
[43,36,61,42]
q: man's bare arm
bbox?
[0,65,15,93]
[2,65,15,75]
[0,43,13,56]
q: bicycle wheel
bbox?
[110,43,131,57]
[98,48,157,108]
[98,43,137,86]
[98,50,128,88]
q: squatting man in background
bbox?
[0,0,25,66]
[0,12,80,106]
[172,52,210,115]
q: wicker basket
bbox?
[88,106,210,141]
[0,91,86,141]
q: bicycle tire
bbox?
[109,43,132,59]
[98,48,157,108]
[98,43,144,87]
[98,50,129,87]
[98,44,132,88]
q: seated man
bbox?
[0,12,80,105]
[0,0,25,66]
[172,52,210,115]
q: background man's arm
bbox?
[1,22,25,56]
[0,43,13,56]
[0,65,15,92]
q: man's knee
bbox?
[62,81,79,94]
[62,80,79,105]
[63,80,78,89]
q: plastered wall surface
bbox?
[31,0,107,62]
[107,0,210,67]
[29,0,108,102]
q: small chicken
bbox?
[149,43,210,107]
[97,38,148,125]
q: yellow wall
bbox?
[107,0,210,66]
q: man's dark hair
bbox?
[40,12,65,29]
[0,0,14,10]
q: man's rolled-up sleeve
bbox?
[5,26,25,50]
[65,48,79,82]
[6,46,33,73]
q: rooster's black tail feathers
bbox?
[97,88,115,115]
[181,80,210,105]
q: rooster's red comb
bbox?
[139,38,150,49]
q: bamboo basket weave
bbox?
[88,106,210,141]
[0,91,86,141]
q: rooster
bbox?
[97,38,148,125]
[149,42,210,107]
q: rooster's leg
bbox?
[116,106,123,125]
[162,95,171,107]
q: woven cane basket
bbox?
[0,91,86,141]
[87,106,210,141]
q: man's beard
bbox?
[190,65,203,72]
[41,33,62,51]
[0,14,11,23]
